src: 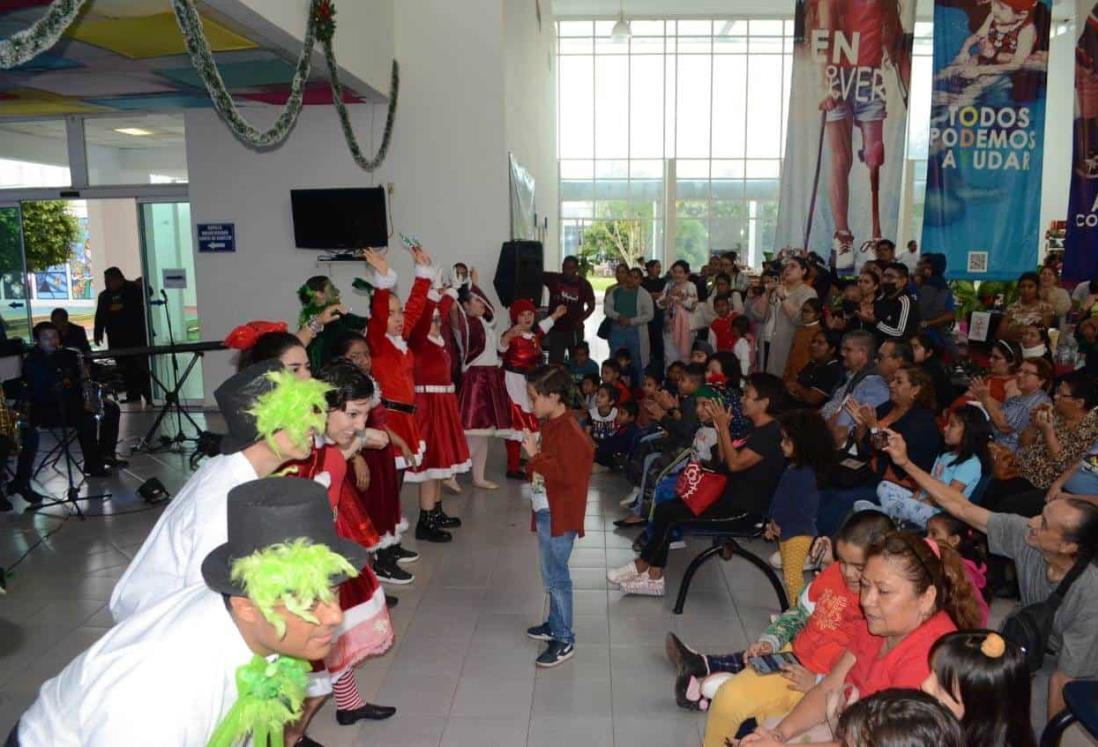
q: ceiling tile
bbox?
[84,93,215,110]
[0,89,111,116]
[66,11,258,60]
[157,58,295,91]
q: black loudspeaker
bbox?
[494,240,544,308]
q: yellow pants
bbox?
[701,645,807,747]
[779,535,814,602]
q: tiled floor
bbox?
[0,407,1042,747]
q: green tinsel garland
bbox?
[206,654,309,747]
[0,0,397,172]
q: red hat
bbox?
[509,299,537,323]
[224,320,289,351]
[999,0,1036,12]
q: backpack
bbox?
[1000,557,1089,673]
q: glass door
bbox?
[138,201,203,402]
[0,203,33,341]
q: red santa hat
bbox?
[223,320,289,350]
[509,299,537,323]
[999,0,1036,12]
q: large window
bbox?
[558,19,794,269]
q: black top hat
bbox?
[215,359,283,455]
[201,477,367,596]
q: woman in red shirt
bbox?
[741,531,984,746]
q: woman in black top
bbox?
[643,259,668,371]
[911,331,955,417]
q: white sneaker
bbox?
[669,540,687,550]
[768,549,822,571]
[620,574,666,597]
[607,561,642,585]
[619,488,640,507]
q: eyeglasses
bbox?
[1019,369,1041,379]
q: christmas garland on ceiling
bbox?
[0,0,397,172]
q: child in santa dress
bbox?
[281,361,395,734]
[332,332,418,584]
[453,276,513,489]
[499,299,567,479]
[405,285,472,542]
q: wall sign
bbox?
[162,268,188,289]
[196,223,236,253]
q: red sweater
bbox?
[527,411,593,537]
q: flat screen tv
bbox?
[290,187,389,250]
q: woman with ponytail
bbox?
[738,531,982,746]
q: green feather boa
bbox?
[207,654,308,747]
[247,371,330,455]
[231,539,358,638]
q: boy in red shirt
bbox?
[600,359,632,404]
[522,366,593,668]
[707,295,738,353]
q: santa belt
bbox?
[381,398,417,414]
[503,364,537,376]
[414,384,455,394]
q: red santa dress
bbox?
[356,378,407,548]
[500,304,554,440]
[405,289,472,482]
[284,444,394,683]
[367,265,431,470]
[454,284,512,437]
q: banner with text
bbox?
[775,0,915,273]
[1064,0,1098,281]
[921,0,1051,280]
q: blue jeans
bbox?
[609,323,642,387]
[536,510,576,645]
[854,481,941,529]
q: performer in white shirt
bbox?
[9,477,368,747]
[109,359,330,623]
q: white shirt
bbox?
[109,452,258,623]
[19,585,255,747]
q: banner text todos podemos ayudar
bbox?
[921,0,1051,280]
[776,0,915,272]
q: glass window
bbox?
[85,113,187,185]
[559,55,595,159]
[595,55,629,159]
[0,121,71,189]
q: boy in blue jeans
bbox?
[522,367,593,667]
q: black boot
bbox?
[336,702,397,724]
[433,504,462,529]
[415,510,452,543]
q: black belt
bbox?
[382,398,416,415]
[503,364,536,376]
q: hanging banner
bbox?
[775,0,916,273]
[921,0,1052,280]
[1064,0,1098,281]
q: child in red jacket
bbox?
[522,366,593,668]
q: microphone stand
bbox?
[28,356,111,519]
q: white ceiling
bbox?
[551,0,1072,22]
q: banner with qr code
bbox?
[1063,0,1098,281]
[920,0,1051,280]
[774,0,915,274]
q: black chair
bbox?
[671,515,790,616]
[1041,680,1098,747]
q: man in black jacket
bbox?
[50,308,90,353]
[94,267,151,404]
[859,262,920,342]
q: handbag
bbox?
[1001,556,1088,673]
[675,459,728,516]
[596,316,612,340]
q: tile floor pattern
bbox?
[0,408,1031,747]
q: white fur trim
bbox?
[443,287,459,300]
[403,458,473,483]
[415,264,436,280]
[464,428,519,439]
[371,517,410,550]
[395,440,427,470]
[372,268,398,290]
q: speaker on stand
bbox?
[493,240,544,308]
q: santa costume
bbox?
[357,378,407,551]
[367,265,433,470]
[454,284,513,437]
[500,299,554,477]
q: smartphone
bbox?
[748,652,802,675]
[869,428,889,451]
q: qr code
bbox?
[967,252,989,273]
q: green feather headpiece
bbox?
[247,371,330,455]
[207,654,309,747]
[297,281,341,328]
[230,539,358,638]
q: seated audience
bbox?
[707,294,738,353]
[926,513,990,625]
[781,298,824,384]
[594,401,640,469]
[730,315,755,380]
[1019,323,1052,365]
[947,340,1022,414]
[972,356,1053,454]
[997,272,1054,342]
[911,331,954,414]
[832,689,965,747]
[600,358,631,404]
[875,338,913,383]
[1039,264,1073,323]
[586,383,619,446]
[785,329,843,408]
[916,253,958,355]
[883,431,1098,731]
[565,341,599,391]
[820,330,890,446]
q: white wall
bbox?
[188,0,537,403]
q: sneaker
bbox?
[669,540,687,551]
[607,561,641,585]
[391,545,419,565]
[374,560,414,585]
[526,622,553,642]
[665,632,707,678]
[619,574,665,597]
[618,488,640,507]
[535,640,575,668]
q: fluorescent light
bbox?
[114,127,154,136]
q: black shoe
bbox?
[674,671,706,711]
[9,482,45,505]
[391,544,419,565]
[506,470,527,481]
[335,702,397,724]
[665,632,707,678]
[526,622,553,642]
[294,737,324,747]
[535,640,575,668]
[415,513,452,543]
[433,506,462,529]
[613,517,647,529]
[374,557,415,585]
[102,455,129,469]
[385,593,399,608]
